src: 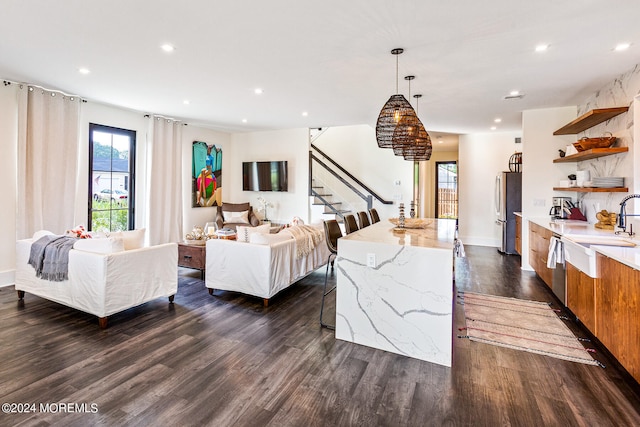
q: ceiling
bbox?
[1,1,639,139]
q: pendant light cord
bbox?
[395,54,399,94]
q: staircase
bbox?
[310,180,351,222]
[308,132,393,224]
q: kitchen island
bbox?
[335,218,456,367]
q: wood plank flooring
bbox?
[1,245,639,426]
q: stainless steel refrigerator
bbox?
[494,172,522,254]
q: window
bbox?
[88,124,136,232]
[435,161,458,219]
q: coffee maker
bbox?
[549,197,572,219]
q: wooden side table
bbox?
[178,243,206,280]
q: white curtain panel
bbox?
[145,116,183,245]
[16,87,80,239]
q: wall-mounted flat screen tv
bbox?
[242,161,288,192]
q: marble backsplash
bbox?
[571,63,640,223]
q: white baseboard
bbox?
[0,269,15,288]
[460,236,499,248]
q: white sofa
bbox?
[205,224,330,306]
[15,230,178,328]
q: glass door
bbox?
[435,161,458,219]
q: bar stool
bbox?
[344,214,359,234]
[357,211,371,229]
[321,219,342,330]
[369,208,380,224]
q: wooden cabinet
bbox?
[565,262,597,334]
[178,243,206,279]
[528,221,553,287]
[515,215,522,255]
[596,253,640,383]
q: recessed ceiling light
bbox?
[242,118,248,123]
[510,90,520,96]
[535,44,549,52]
[491,126,497,130]
[614,43,631,51]
[161,44,175,52]
[494,118,502,123]
[183,100,190,105]
[302,111,308,117]
[78,67,90,74]
[254,88,263,95]
[438,139,444,144]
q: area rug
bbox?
[459,292,601,366]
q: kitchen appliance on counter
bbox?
[495,172,522,254]
[549,197,573,219]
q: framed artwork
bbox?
[192,141,222,207]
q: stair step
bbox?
[314,193,332,197]
[313,201,341,206]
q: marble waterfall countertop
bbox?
[335,219,456,367]
[526,216,640,270]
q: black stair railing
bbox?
[309,144,393,218]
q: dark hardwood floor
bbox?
[1,245,639,426]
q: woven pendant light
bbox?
[392,76,420,155]
[376,48,416,149]
[403,94,432,161]
[391,79,432,161]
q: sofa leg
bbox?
[17,290,25,300]
[98,317,108,329]
[208,288,214,295]
[168,295,175,303]
[263,298,269,307]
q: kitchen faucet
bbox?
[616,194,640,236]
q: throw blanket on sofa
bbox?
[285,225,324,259]
[28,235,77,282]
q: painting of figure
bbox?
[192,141,222,207]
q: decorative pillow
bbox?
[73,237,125,254]
[249,231,293,245]
[236,223,271,243]
[223,209,250,224]
[109,228,146,250]
[32,230,54,241]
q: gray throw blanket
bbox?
[28,235,77,282]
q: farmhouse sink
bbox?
[561,234,636,278]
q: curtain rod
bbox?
[144,113,187,125]
[3,77,189,123]
[2,78,86,101]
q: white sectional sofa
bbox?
[15,230,178,328]
[205,224,330,306]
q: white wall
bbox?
[520,106,578,270]
[458,132,521,247]
[228,128,310,225]
[0,85,18,286]
[311,125,414,220]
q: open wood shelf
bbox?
[553,147,628,163]
[553,107,628,135]
[553,187,628,193]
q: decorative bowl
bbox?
[388,218,432,229]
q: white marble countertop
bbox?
[341,218,456,250]
[526,216,640,270]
